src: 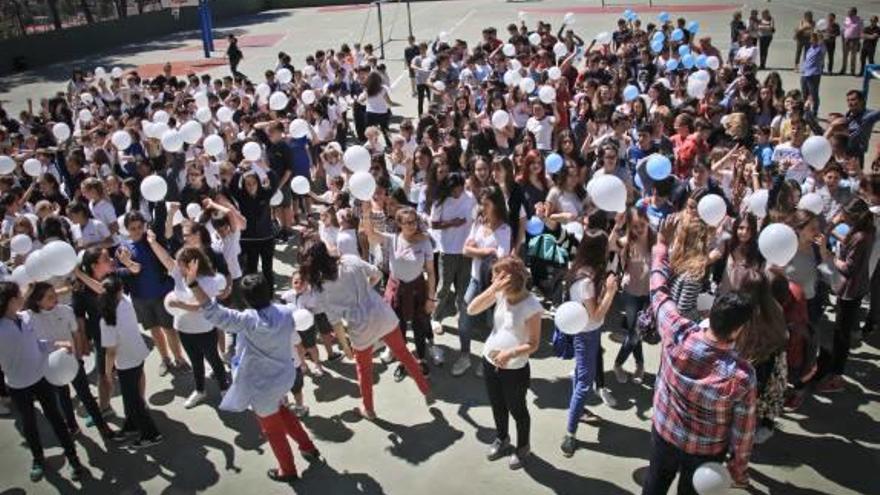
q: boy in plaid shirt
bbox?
[643,240,757,493]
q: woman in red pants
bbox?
[299,238,433,419]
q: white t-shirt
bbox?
[386,233,432,283]
[28,305,77,343]
[320,224,340,251]
[526,115,556,150]
[211,229,243,280]
[171,267,223,334]
[90,199,117,228]
[569,275,604,332]
[547,188,585,217]
[482,293,543,369]
[72,219,111,247]
[468,222,512,280]
[365,86,390,114]
[336,228,359,257]
[430,192,476,254]
[101,296,151,370]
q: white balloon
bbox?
[140,175,168,202]
[538,85,556,104]
[589,175,627,212]
[432,80,446,92]
[216,106,234,123]
[186,203,203,220]
[94,66,106,77]
[797,192,824,215]
[256,83,272,99]
[503,70,522,87]
[269,92,289,111]
[697,194,726,226]
[46,349,79,386]
[111,67,123,79]
[10,234,33,255]
[518,77,536,94]
[180,120,203,144]
[687,78,708,99]
[484,329,521,365]
[563,12,576,25]
[242,141,262,162]
[194,92,209,108]
[553,41,568,58]
[548,66,562,81]
[164,292,187,318]
[293,308,315,330]
[111,130,132,150]
[491,110,510,130]
[10,265,31,290]
[528,32,542,46]
[502,43,516,57]
[596,31,613,45]
[290,176,310,195]
[195,107,213,123]
[747,189,769,218]
[78,108,93,123]
[349,171,377,201]
[150,122,170,139]
[815,19,828,32]
[759,223,799,267]
[203,134,225,157]
[692,462,732,495]
[555,301,589,335]
[343,145,371,173]
[301,90,316,105]
[563,221,585,242]
[42,241,77,276]
[509,59,522,72]
[23,158,42,177]
[692,70,711,84]
[0,155,15,175]
[438,31,449,43]
[52,122,71,142]
[801,135,832,170]
[289,118,310,139]
[161,130,184,152]
[706,56,720,70]
[25,249,50,282]
[153,110,170,124]
[270,190,283,206]
[276,68,293,84]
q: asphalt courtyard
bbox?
[0,1,879,494]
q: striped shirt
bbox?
[650,243,757,483]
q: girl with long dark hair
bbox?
[361,71,394,144]
[713,213,762,294]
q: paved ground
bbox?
[1,1,879,494]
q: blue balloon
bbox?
[671,28,684,42]
[623,84,639,102]
[658,11,670,23]
[830,223,850,250]
[696,54,708,69]
[666,58,679,71]
[651,40,664,53]
[761,147,773,167]
[687,21,700,34]
[545,153,564,174]
[682,53,696,69]
[678,45,691,57]
[652,31,665,43]
[526,216,545,236]
[623,9,633,19]
[646,154,672,180]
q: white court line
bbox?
[390,8,475,89]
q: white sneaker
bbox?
[613,364,628,384]
[184,390,208,409]
[633,364,645,382]
[380,347,395,364]
[451,355,471,377]
[429,345,445,366]
[290,404,310,418]
[599,388,617,408]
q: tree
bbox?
[114,0,128,18]
[47,0,63,30]
[80,0,95,23]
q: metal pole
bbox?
[377,1,385,60]
[406,0,413,39]
[205,1,214,53]
[199,4,210,58]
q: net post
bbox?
[406,0,413,39]
[377,1,385,60]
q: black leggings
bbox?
[758,36,772,68]
[241,238,275,288]
[482,359,530,449]
[817,297,862,378]
[9,378,78,464]
[179,329,228,393]
[118,364,159,440]
[416,83,431,116]
[365,111,391,144]
[58,360,108,431]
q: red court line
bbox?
[136,58,228,78]
[175,33,285,53]
[316,4,371,12]
[523,4,739,14]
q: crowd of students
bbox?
[0,5,879,493]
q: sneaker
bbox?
[419,360,430,377]
[290,404,310,418]
[393,364,407,382]
[100,428,124,443]
[301,448,321,463]
[581,408,601,424]
[815,375,845,393]
[560,434,577,458]
[184,390,208,409]
[267,468,298,483]
[613,364,628,384]
[326,351,343,362]
[633,364,645,383]
[599,388,617,407]
[380,347,395,364]
[486,438,510,461]
[30,461,44,482]
[131,435,163,449]
[158,358,173,377]
[754,426,774,444]
[429,345,445,366]
[509,446,530,470]
[311,366,325,378]
[451,355,471,377]
[431,320,444,335]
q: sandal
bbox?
[267,468,298,483]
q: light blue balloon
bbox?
[672,28,684,42]
[623,9,633,20]
[646,154,672,180]
[682,53,696,69]
[687,21,700,34]
[545,153,564,174]
[830,223,850,250]
[761,147,773,167]
[652,31,665,43]
[678,45,690,57]
[526,216,545,236]
[623,84,639,102]
[666,58,679,71]
[658,11,670,23]
[651,40,664,53]
[696,54,708,69]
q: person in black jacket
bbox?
[229,168,279,288]
[227,35,246,81]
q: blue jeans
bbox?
[614,293,648,367]
[566,328,602,434]
[800,74,821,114]
[458,277,484,354]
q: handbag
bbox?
[636,306,660,345]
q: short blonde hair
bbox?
[491,256,530,293]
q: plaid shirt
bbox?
[650,243,757,483]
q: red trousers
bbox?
[255,405,316,476]
[354,329,431,414]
